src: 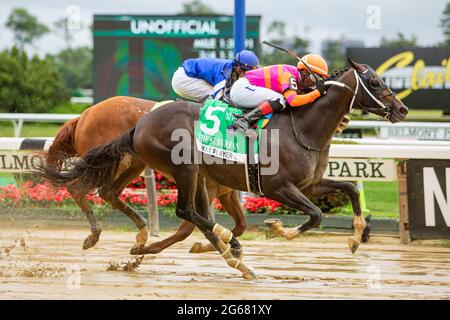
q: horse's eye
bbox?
[370,78,380,88]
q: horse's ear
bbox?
[347,58,365,72]
[347,58,357,68]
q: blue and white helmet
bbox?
[233,50,259,70]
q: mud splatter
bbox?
[18,264,66,278]
[107,256,145,272]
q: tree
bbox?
[261,20,309,65]
[181,0,216,15]
[322,40,346,71]
[51,47,92,93]
[440,2,450,46]
[380,32,418,48]
[0,47,68,113]
[5,8,49,50]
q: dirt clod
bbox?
[107,256,145,272]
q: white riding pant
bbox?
[171,67,213,102]
[230,77,286,109]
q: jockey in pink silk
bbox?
[230,54,329,137]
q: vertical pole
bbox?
[234,0,246,54]
[397,160,410,244]
[144,168,159,237]
[13,119,23,137]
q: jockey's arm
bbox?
[281,74,321,107]
[212,79,226,100]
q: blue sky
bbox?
[0,0,447,55]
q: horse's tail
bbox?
[45,117,79,169]
[35,127,136,195]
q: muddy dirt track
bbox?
[0,227,449,299]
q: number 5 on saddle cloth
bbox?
[194,99,271,195]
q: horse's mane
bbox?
[328,66,350,81]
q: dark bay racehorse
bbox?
[35,60,408,279]
[42,96,246,252]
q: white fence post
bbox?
[397,160,411,244]
[144,168,159,237]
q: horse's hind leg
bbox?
[132,220,196,254]
[264,182,323,240]
[68,187,102,250]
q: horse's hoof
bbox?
[242,267,258,280]
[82,233,100,250]
[136,227,148,246]
[130,244,145,255]
[348,237,360,254]
[189,242,203,254]
[283,227,299,240]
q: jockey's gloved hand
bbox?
[316,78,327,95]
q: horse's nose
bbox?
[399,106,409,116]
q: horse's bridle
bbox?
[289,66,396,152]
[325,67,395,120]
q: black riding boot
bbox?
[231,100,284,139]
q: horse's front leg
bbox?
[190,189,246,259]
[304,179,366,254]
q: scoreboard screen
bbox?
[93,15,261,102]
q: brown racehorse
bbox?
[36,60,408,279]
[43,96,246,253]
[45,96,352,254]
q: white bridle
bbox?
[324,69,393,117]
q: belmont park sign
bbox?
[0,151,396,182]
[0,152,45,172]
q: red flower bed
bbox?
[127,173,177,191]
[1,178,347,214]
[242,195,285,214]
[0,181,178,209]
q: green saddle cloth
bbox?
[194,99,265,163]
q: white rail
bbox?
[0,137,449,160]
[0,113,78,137]
[333,137,450,146]
[1,112,450,140]
[346,120,450,129]
[330,144,450,160]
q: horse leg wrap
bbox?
[218,241,256,280]
[213,224,233,243]
[348,215,366,254]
